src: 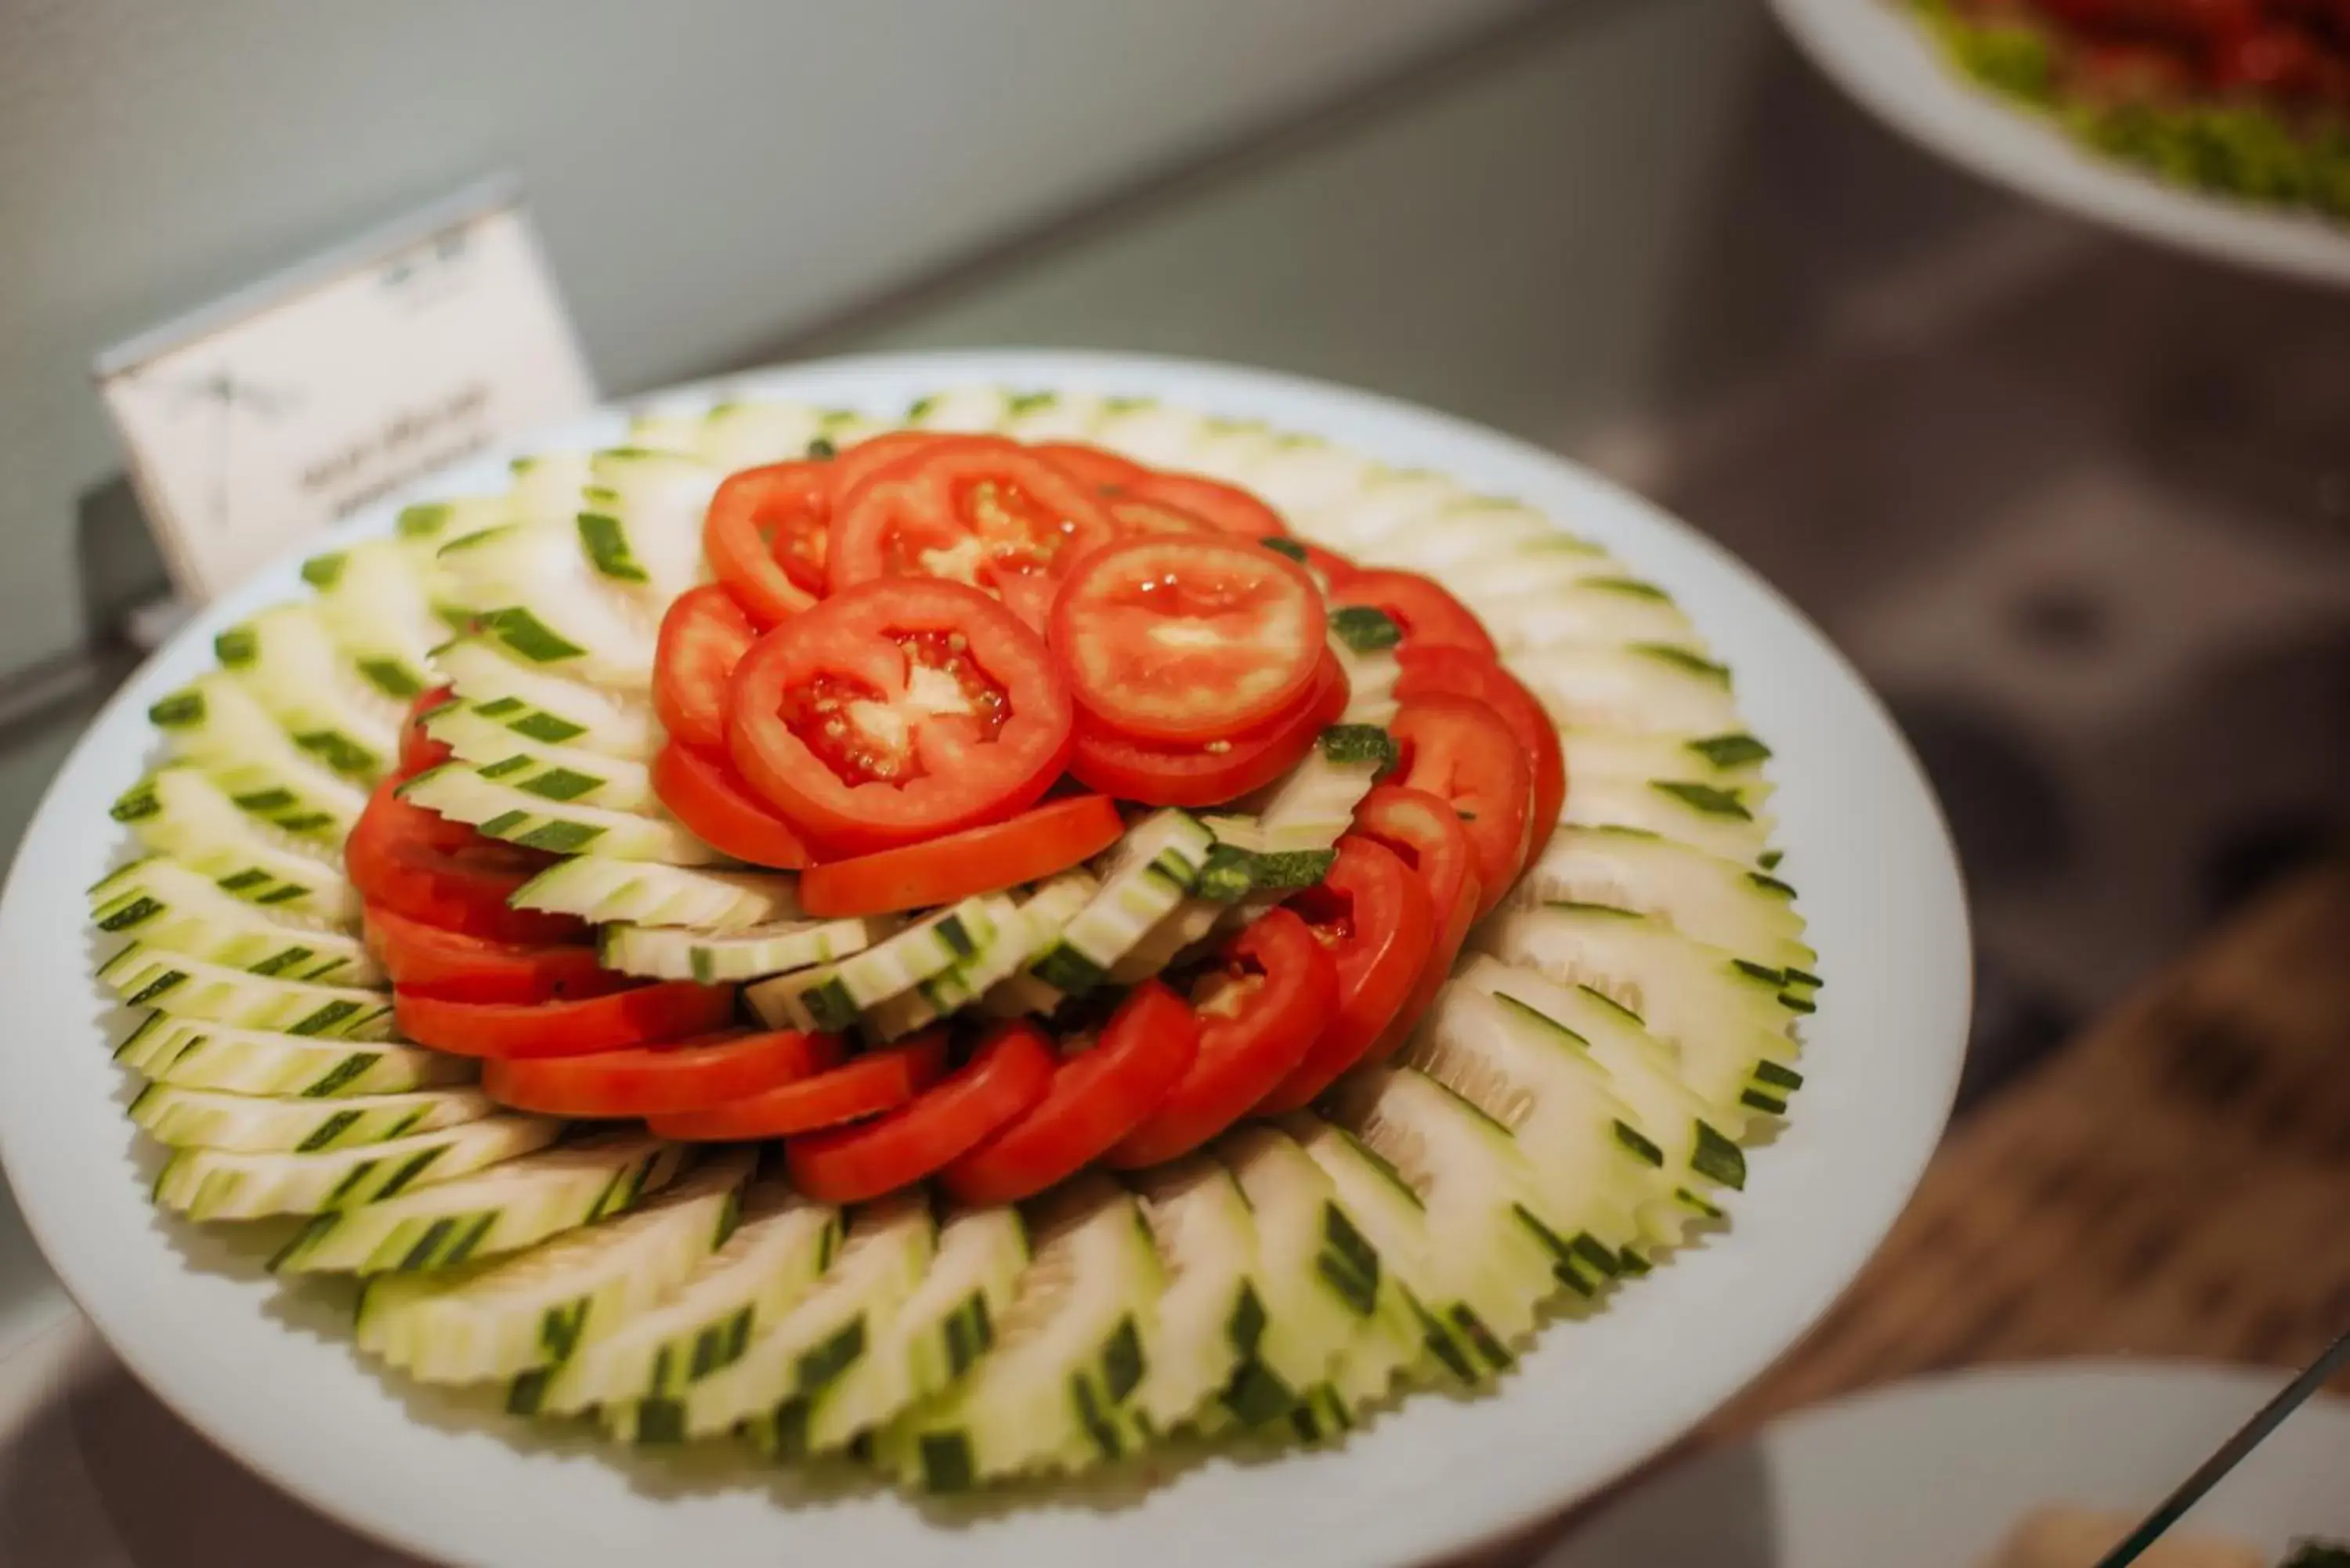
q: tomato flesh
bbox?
[394,980,738,1060]
[828,430,952,497]
[799,793,1123,917]
[1067,648,1344,807]
[653,586,757,753]
[1256,835,1437,1113]
[1394,645,1567,855]
[703,462,830,624]
[363,905,617,1005]
[651,743,815,869]
[1352,783,1484,1050]
[783,1024,1055,1203]
[482,1028,841,1118]
[400,687,456,776]
[347,780,581,945]
[647,1034,944,1141]
[1035,443,1153,493]
[1332,570,1498,659]
[1388,695,1535,918]
[1124,471,1289,539]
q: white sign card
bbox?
[96,179,597,604]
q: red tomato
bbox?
[394,980,738,1060]
[1394,645,1567,854]
[1107,496,1219,537]
[1050,536,1326,743]
[1124,471,1289,539]
[828,430,951,496]
[1068,649,1344,807]
[481,1028,841,1118]
[647,1033,946,1141]
[653,586,757,753]
[363,905,617,1005]
[1106,909,1337,1167]
[827,436,1120,626]
[1389,696,1535,918]
[1256,836,1437,1113]
[798,794,1123,917]
[1352,784,1484,1051]
[1297,541,1360,591]
[400,687,455,776]
[1331,570,1497,659]
[942,982,1201,1205]
[703,462,830,625]
[726,578,1074,852]
[346,780,582,945]
[783,1024,1055,1203]
[651,743,815,869]
[1034,442,1152,493]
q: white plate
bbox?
[1773,0,2350,289]
[0,351,1969,1568]
[1545,1362,2350,1566]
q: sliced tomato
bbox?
[703,462,830,624]
[1256,836,1437,1113]
[1107,496,1218,537]
[1297,541,1361,591]
[942,981,1201,1205]
[400,687,455,776]
[827,435,1120,627]
[363,905,617,1005]
[394,980,738,1060]
[1352,783,1484,1050]
[481,1028,841,1118]
[653,586,757,753]
[1106,909,1336,1167]
[646,1033,947,1142]
[1050,536,1325,743]
[652,743,815,869]
[1035,442,1152,493]
[828,429,952,497]
[726,577,1073,851]
[1124,471,1289,539]
[1394,645,1567,853]
[799,794,1122,917]
[1389,695,1534,918]
[783,1024,1055,1203]
[346,780,582,945]
[1331,570,1497,659]
[1067,648,1344,807]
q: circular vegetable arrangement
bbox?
[92,390,1817,1494]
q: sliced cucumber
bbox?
[1104,896,1226,988]
[747,895,1000,1033]
[110,767,356,922]
[97,945,394,1038]
[357,1151,754,1383]
[1354,499,1557,572]
[511,857,799,930]
[154,1115,560,1222]
[130,1083,494,1153]
[1122,1156,1261,1435]
[271,1133,688,1275]
[114,1014,475,1100]
[1025,811,1212,997]
[1429,533,1627,608]
[1509,642,1743,738]
[602,913,892,985]
[435,522,658,692]
[1090,399,1211,470]
[435,638,660,761]
[1329,609,1403,728]
[304,537,446,703]
[147,674,369,839]
[1294,468,1461,551]
[580,447,722,601]
[862,894,1029,1042]
[690,400,831,470]
[906,384,1018,434]
[1557,771,1777,866]
[1203,726,1393,860]
[422,706,656,812]
[89,858,380,985]
[1562,728,1773,792]
[399,764,718,863]
[1508,826,1815,982]
[1470,576,1703,654]
[997,388,1108,443]
[1223,433,1372,522]
[213,602,403,781]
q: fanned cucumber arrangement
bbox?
[85,384,1819,1496]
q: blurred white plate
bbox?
[0,352,1969,1568]
[1773,0,2350,288]
[1546,1362,2350,1567]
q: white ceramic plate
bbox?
[0,352,1969,1568]
[1773,0,2350,289]
[1545,1362,2350,1566]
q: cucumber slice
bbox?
[504,452,596,526]
[89,857,380,985]
[972,871,1104,1017]
[906,385,1017,433]
[1354,500,1558,573]
[1329,611,1403,728]
[130,1083,494,1153]
[1104,896,1226,987]
[1562,728,1773,791]
[1509,642,1743,738]
[1470,576,1704,654]
[655,1190,936,1445]
[601,913,892,985]
[1294,468,1460,551]
[435,638,660,761]
[1026,811,1212,996]
[114,1013,478,1097]
[357,1151,754,1383]
[434,523,658,692]
[1203,727,1392,859]
[147,674,368,839]
[580,447,722,601]
[997,388,1107,443]
[155,1115,560,1222]
[1184,418,1286,490]
[1556,771,1778,867]
[511,857,799,930]
[423,706,656,811]
[304,537,446,703]
[400,764,718,863]
[213,602,403,780]
[1507,827,1816,981]
[1123,1157,1260,1434]
[1425,533,1624,607]
[271,1132,687,1275]
[747,895,1001,1033]
[1090,399,1211,470]
[97,945,394,1039]
[881,1176,1159,1488]
[1223,433,1372,522]
[524,1178,839,1417]
[862,894,1029,1042]
[110,767,356,923]
[692,400,830,470]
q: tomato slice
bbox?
[481,1028,841,1118]
[1296,541,1360,591]
[942,981,1201,1205]
[1351,783,1484,1050]
[646,1033,946,1141]
[799,794,1123,918]
[1068,647,1344,807]
[651,743,815,869]
[826,436,1120,625]
[828,429,952,497]
[1108,496,1219,537]
[363,905,617,1005]
[1394,645,1567,854]
[1389,696,1535,918]
[1331,570,1497,659]
[653,586,757,753]
[400,687,455,776]
[346,780,582,945]
[1050,536,1325,743]
[726,577,1074,851]
[703,462,830,625]
[783,1024,1055,1203]
[394,980,739,1060]
[1256,836,1437,1113]
[1123,471,1289,539]
[1106,909,1337,1167]
[1034,442,1152,493]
